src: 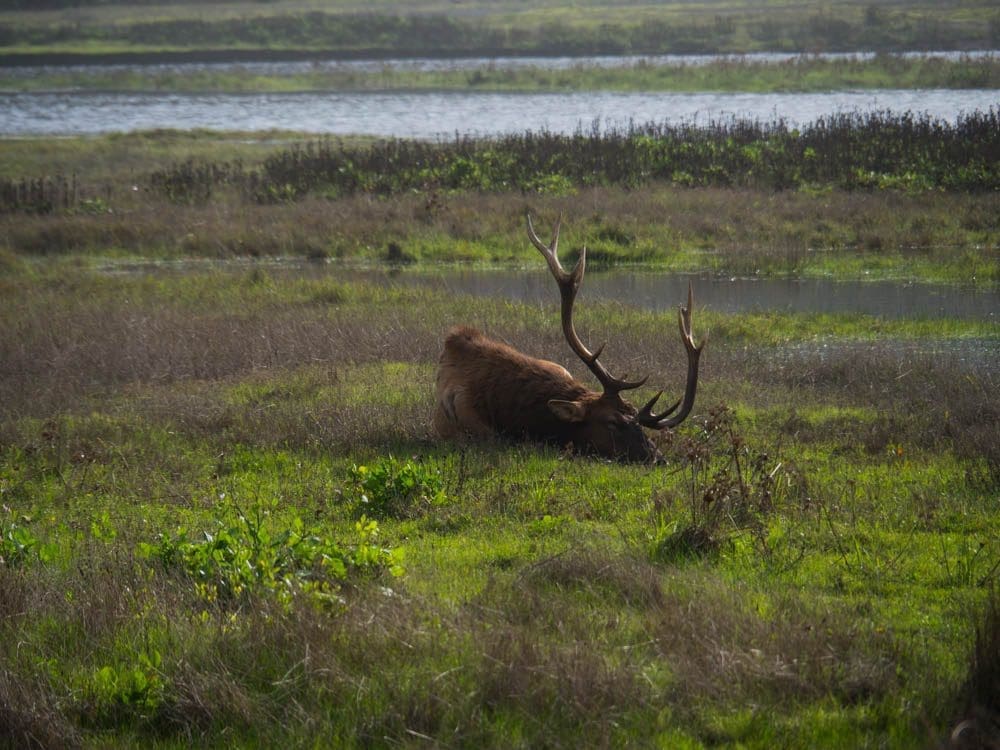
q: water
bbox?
[2,88,997,137]
[96,260,1000,370]
[103,259,999,322]
[338,266,1000,371]
[349,268,999,323]
[385,269,999,322]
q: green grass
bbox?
[1,0,997,59]
[0,130,376,181]
[4,183,998,285]
[2,130,998,285]
[7,54,999,94]
[1,262,997,746]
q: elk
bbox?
[433,216,705,462]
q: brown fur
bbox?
[433,326,655,459]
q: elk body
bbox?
[433,217,706,462]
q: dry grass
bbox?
[3,186,997,270]
[950,591,1000,749]
[518,545,666,610]
[0,669,81,750]
[2,265,996,474]
[0,275,437,418]
[651,573,899,708]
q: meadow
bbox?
[3,115,999,284]
[7,54,1000,94]
[1,253,998,747]
[1,0,997,62]
[1,117,999,746]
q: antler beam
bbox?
[636,282,706,430]
[527,214,648,396]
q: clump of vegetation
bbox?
[349,455,446,519]
[649,406,804,562]
[139,110,1000,211]
[0,174,78,214]
[141,502,404,609]
[0,508,56,567]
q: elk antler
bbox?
[527,213,647,396]
[636,282,707,430]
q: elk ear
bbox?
[548,399,587,423]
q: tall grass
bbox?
[139,110,1000,207]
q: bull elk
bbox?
[433,216,706,462]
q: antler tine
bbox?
[527,213,647,396]
[678,281,708,354]
[638,281,706,430]
[636,390,681,425]
[526,213,582,286]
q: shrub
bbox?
[143,110,1000,207]
[649,406,806,562]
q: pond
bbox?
[104,259,999,322]
[97,260,1000,370]
[332,266,1000,372]
[377,268,1000,322]
[2,87,997,138]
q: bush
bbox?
[649,406,807,563]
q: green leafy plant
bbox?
[87,650,165,722]
[0,510,56,566]
[349,455,446,519]
[139,504,403,609]
[139,110,1000,209]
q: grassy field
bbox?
[1,0,998,61]
[1,254,998,747]
[1,119,999,745]
[7,54,1000,94]
[3,125,998,284]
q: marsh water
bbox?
[3,50,996,136]
[334,266,1000,370]
[375,267,999,322]
[106,259,998,322]
[2,88,996,137]
[106,260,998,367]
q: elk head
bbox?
[526,214,706,462]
